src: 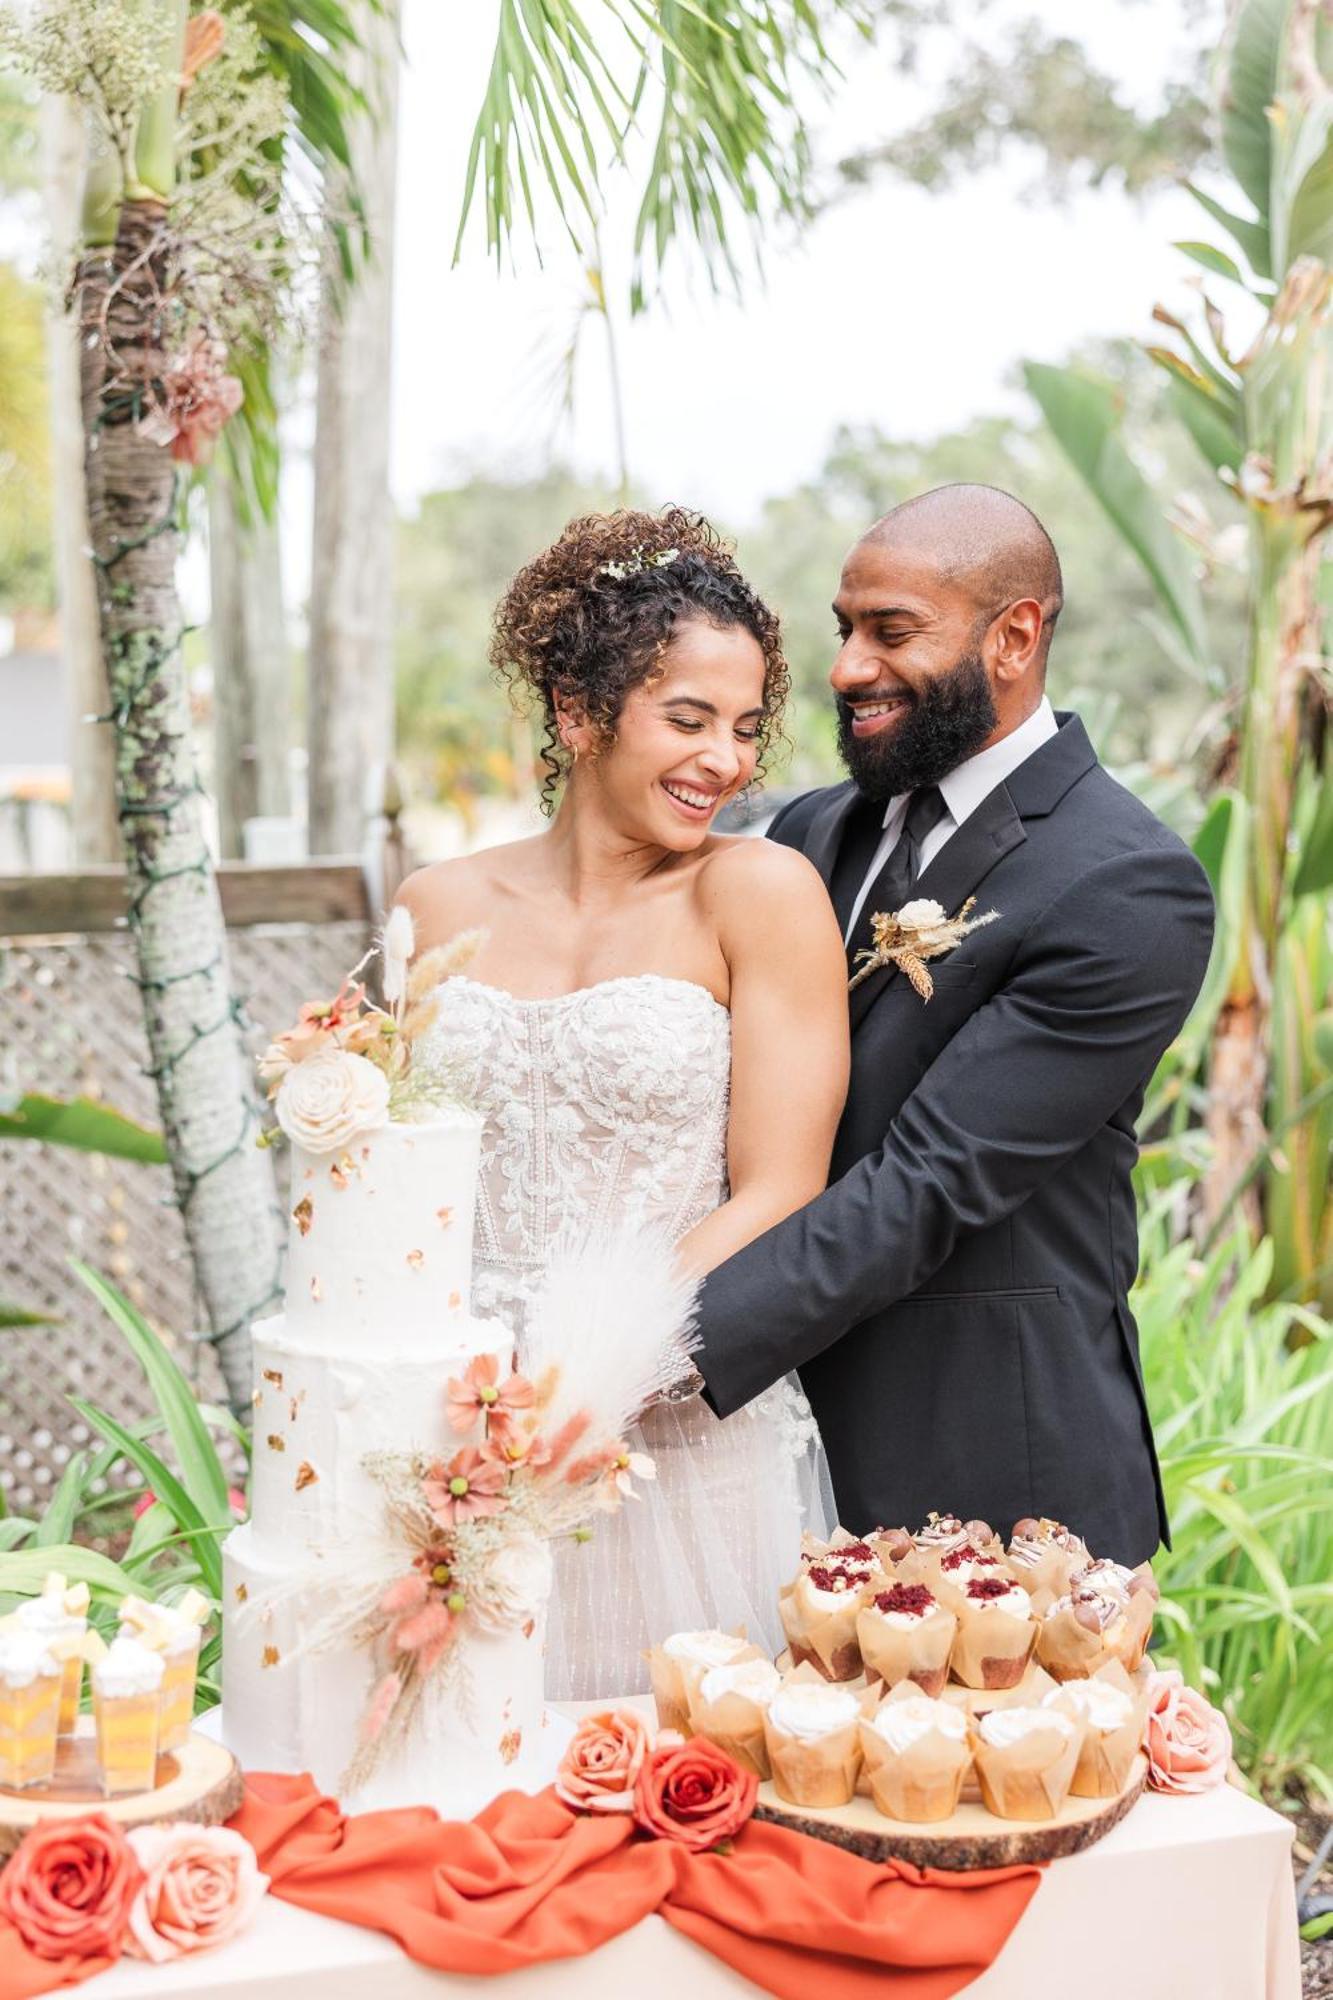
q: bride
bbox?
[396,506,849,1699]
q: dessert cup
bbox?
[15,1576,90,1735]
[92,1636,165,1796]
[647,1630,762,1734]
[856,1583,956,1697]
[763,1674,866,1808]
[686,1656,782,1778]
[972,1705,1083,1821]
[0,1631,63,1790]
[118,1590,209,1751]
[859,1684,971,1822]
[950,1579,1038,1689]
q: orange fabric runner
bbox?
[0,1775,1042,1999]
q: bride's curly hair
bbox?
[490,506,789,814]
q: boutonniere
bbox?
[849,897,998,1000]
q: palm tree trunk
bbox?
[79,198,282,1413]
[306,0,401,856]
[41,97,117,863]
[209,472,292,858]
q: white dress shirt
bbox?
[843,696,1059,943]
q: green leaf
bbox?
[1162,372,1244,477]
[0,1094,167,1162]
[72,1264,233,1525]
[68,1399,223,1601]
[1293,775,1333,897]
[0,1543,139,1605]
[1023,361,1210,667]
[34,1451,90,1548]
[1220,0,1291,218]
[1186,183,1273,279]
[1175,240,1247,286]
[0,1302,59,1328]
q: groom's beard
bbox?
[835,651,999,802]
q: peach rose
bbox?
[1143,1669,1232,1794]
[556,1707,655,1813]
[0,1813,143,1961]
[274,1047,389,1153]
[124,1823,268,1963]
[633,1735,758,1851]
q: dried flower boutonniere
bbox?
[849,897,998,1000]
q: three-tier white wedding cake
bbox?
[221,1110,559,1815]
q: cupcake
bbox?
[92,1634,165,1796]
[950,1576,1038,1690]
[972,1704,1082,1821]
[931,1542,1009,1611]
[856,1581,956,1697]
[1044,1669,1146,1798]
[764,1679,864,1808]
[869,1526,917,1571]
[119,1591,208,1752]
[0,1630,63,1790]
[859,1686,971,1822]
[647,1629,762,1733]
[14,1574,90,1736]
[687,1656,782,1778]
[1036,1564,1157,1681]
[1005,1517,1089,1597]
[779,1557,877,1680]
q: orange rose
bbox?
[0,1813,143,1961]
[633,1735,757,1851]
[556,1707,654,1813]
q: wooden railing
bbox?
[0,860,373,938]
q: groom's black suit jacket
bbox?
[694,712,1214,1564]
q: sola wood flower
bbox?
[447,1354,537,1437]
[849,896,998,1000]
[137,335,243,467]
[423,1447,507,1527]
[598,1446,656,1510]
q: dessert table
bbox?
[80,1699,1300,2000]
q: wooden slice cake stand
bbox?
[0,1718,243,1864]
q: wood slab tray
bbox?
[754,1753,1147,1869]
[0,1718,243,1863]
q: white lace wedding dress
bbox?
[424,973,829,1699]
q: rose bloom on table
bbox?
[556,1708,758,1852]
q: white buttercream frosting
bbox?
[965,1584,1033,1622]
[699,1658,781,1707]
[768,1682,860,1740]
[1045,1681,1134,1732]
[979,1705,1076,1749]
[869,1696,967,1754]
[93,1635,165,1699]
[796,1571,870,1613]
[1076,1560,1136,1601]
[0,1629,60,1688]
[662,1629,749,1669]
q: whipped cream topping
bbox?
[869,1695,967,1754]
[866,1582,939,1628]
[978,1705,1076,1750]
[118,1602,203,1659]
[699,1658,782,1708]
[1076,1560,1135,1601]
[15,1596,85,1643]
[768,1682,860,1741]
[1045,1681,1135,1733]
[0,1629,60,1688]
[93,1634,165,1700]
[797,1569,871,1612]
[662,1629,749,1670]
[915,1514,966,1549]
[939,1546,1004,1583]
[965,1581,1033,1622]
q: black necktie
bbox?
[846,785,948,955]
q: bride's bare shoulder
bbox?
[395,839,543,948]
[696,833,830,909]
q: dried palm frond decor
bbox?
[849,898,999,1001]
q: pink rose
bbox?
[633,1736,758,1852]
[556,1707,655,1813]
[124,1823,267,1963]
[0,1813,143,1961]
[1143,1669,1232,1794]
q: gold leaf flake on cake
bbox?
[251,1387,263,1409]
[261,1645,280,1668]
[436,1206,454,1229]
[262,1366,284,1388]
[522,1618,535,1640]
[289,1393,304,1422]
[406,1248,424,1271]
[266,1433,286,1453]
[310,1275,322,1303]
[329,1151,359,1190]
[295,1461,318,1492]
[235,1582,248,1604]
[292,1194,314,1237]
[499,1729,522,1765]
[448,1289,461,1310]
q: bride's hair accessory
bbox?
[594,545,679,582]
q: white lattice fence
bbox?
[0,914,370,1517]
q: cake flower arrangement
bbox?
[257,909,480,1150]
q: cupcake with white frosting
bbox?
[859,1685,971,1822]
[971,1702,1083,1820]
[950,1576,1038,1690]
[763,1677,865,1808]
[931,1541,1009,1611]
[686,1656,782,1779]
[1036,1563,1158,1681]
[855,1581,957,1697]
[1044,1665,1147,1797]
[778,1556,877,1681]
[647,1629,764,1733]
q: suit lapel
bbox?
[847,781,1025,1032]
[802,782,860,885]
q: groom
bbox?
[692,484,1214,1564]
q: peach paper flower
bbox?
[125,1824,267,1963]
[423,1446,508,1526]
[0,1813,143,1961]
[1143,1669,1232,1794]
[556,1706,656,1813]
[633,1735,757,1852]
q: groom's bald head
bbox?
[861,484,1064,670]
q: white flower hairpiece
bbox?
[595,546,680,582]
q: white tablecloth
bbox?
[84,1702,1300,2000]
